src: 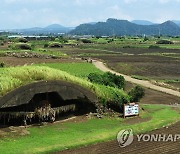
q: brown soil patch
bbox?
[99,54,180,80]
[0,126,30,138]
[0,57,82,66]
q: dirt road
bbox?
[92,60,180,97]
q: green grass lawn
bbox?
[0,104,179,154]
[37,62,103,78]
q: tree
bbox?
[143,36,149,42]
[128,86,145,102]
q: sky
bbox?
[0,0,180,29]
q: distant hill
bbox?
[70,18,180,36]
[172,20,180,27]
[131,20,155,25]
[8,24,73,35]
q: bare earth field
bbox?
[0,57,81,66]
[96,55,180,80]
[63,47,180,89]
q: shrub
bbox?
[16,37,28,43]
[31,43,35,49]
[44,43,49,48]
[88,73,103,84]
[156,40,174,44]
[88,72,125,89]
[0,62,5,68]
[55,38,59,42]
[128,86,145,102]
[143,36,149,42]
[13,43,32,50]
[81,39,92,43]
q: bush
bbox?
[88,72,125,89]
[156,40,174,44]
[55,38,59,42]
[81,39,92,43]
[128,86,145,102]
[16,37,28,43]
[13,43,32,50]
[143,36,149,42]
[88,73,103,84]
[0,62,5,68]
[31,43,35,49]
[44,43,49,48]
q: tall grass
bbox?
[0,66,129,105]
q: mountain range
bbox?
[70,19,180,36]
[6,24,74,35]
[2,19,180,36]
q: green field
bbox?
[37,63,103,78]
[0,104,179,153]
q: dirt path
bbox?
[92,60,180,97]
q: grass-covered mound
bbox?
[0,66,130,106]
[11,43,32,50]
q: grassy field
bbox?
[0,104,179,153]
[37,62,103,78]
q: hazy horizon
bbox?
[1,0,180,29]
